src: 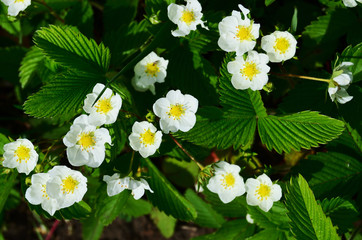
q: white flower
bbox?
[167,0,208,37]
[328,62,354,104]
[25,173,59,216]
[206,161,245,204]
[83,83,122,126]
[128,121,163,158]
[246,213,254,224]
[245,174,282,212]
[343,0,362,7]
[129,178,154,200]
[1,0,31,16]
[153,90,198,133]
[2,138,38,175]
[218,4,260,56]
[132,52,169,95]
[261,31,297,63]
[63,115,112,168]
[46,166,87,209]
[103,174,154,200]
[227,51,270,91]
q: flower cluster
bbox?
[132,52,169,95]
[1,0,31,16]
[25,166,87,216]
[103,173,153,200]
[328,62,354,104]
[217,4,297,91]
[207,161,282,212]
[167,0,208,37]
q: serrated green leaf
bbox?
[59,201,91,220]
[339,42,362,82]
[150,208,177,238]
[121,198,152,218]
[34,25,110,74]
[247,202,289,230]
[19,47,45,88]
[185,189,225,228]
[320,197,358,234]
[291,152,362,199]
[176,53,266,149]
[258,111,345,153]
[203,189,247,218]
[24,71,104,121]
[141,158,197,221]
[162,158,199,188]
[247,228,293,240]
[285,175,340,240]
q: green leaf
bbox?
[258,111,345,153]
[0,170,17,214]
[0,3,20,36]
[162,158,199,188]
[65,0,94,37]
[103,0,139,32]
[19,47,45,88]
[265,0,276,6]
[192,219,254,240]
[291,152,362,198]
[247,202,289,230]
[203,189,247,218]
[185,189,225,228]
[59,201,91,220]
[121,198,152,218]
[34,25,110,74]
[176,53,266,149]
[285,175,340,240]
[150,208,177,238]
[24,71,104,121]
[247,229,293,240]
[338,42,362,82]
[320,197,358,234]
[140,158,197,221]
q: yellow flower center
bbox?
[221,173,236,189]
[236,25,253,41]
[95,98,112,114]
[139,129,155,146]
[167,104,186,120]
[145,62,160,77]
[181,10,195,25]
[78,132,96,150]
[241,61,259,80]
[256,184,271,200]
[14,0,25,2]
[41,185,50,200]
[274,37,290,54]
[14,145,31,162]
[61,176,79,194]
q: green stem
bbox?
[272,72,330,83]
[128,151,135,174]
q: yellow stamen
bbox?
[145,62,160,77]
[181,10,195,25]
[61,176,79,194]
[236,25,253,41]
[78,132,96,150]
[255,184,271,200]
[241,61,259,80]
[167,104,186,120]
[139,129,155,146]
[14,145,31,162]
[274,37,290,54]
[220,173,236,189]
[95,98,112,114]
[41,185,50,200]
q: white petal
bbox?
[259,199,274,212]
[270,184,282,201]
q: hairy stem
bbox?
[271,72,330,83]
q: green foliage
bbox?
[338,42,362,82]
[192,219,254,240]
[285,175,340,240]
[65,0,94,37]
[121,198,152,218]
[291,152,362,199]
[162,158,199,188]
[320,197,358,234]
[247,202,289,230]
[258,111,345,153]
[185,189,225,228]
[103,0,139,32]
[150,208,177,238]
[141,158,197,221]
[0,47,27,84]
[34,25,110,74]
[58,201,92,220]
